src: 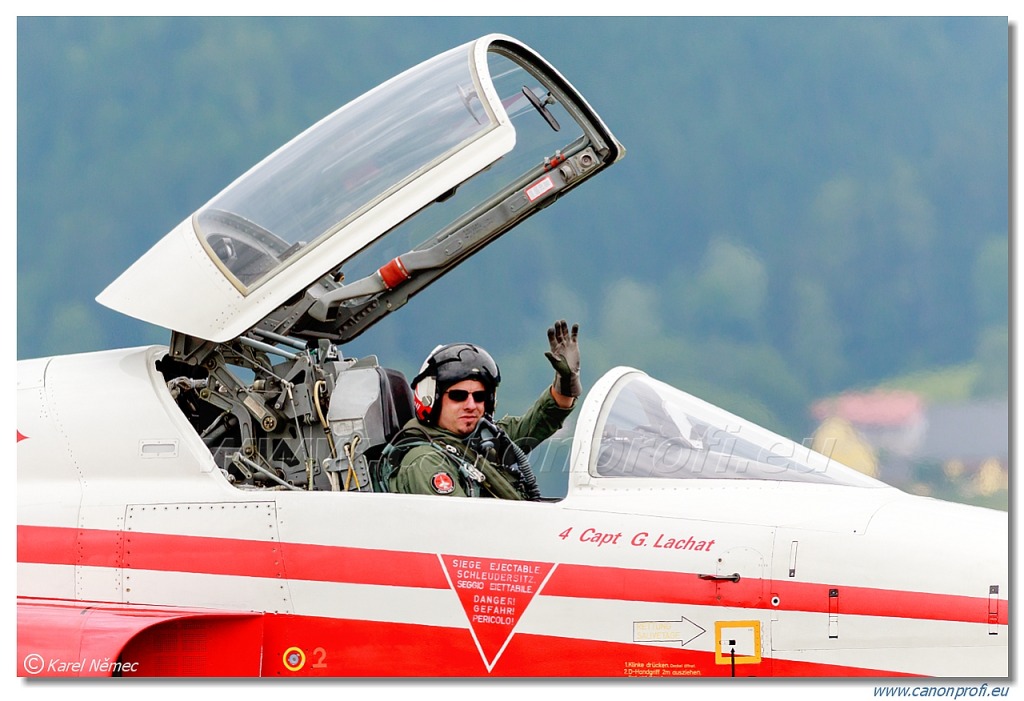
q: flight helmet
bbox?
[411,343,501,423]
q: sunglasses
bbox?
[444,389,490,403]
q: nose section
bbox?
[862,494,1008,675]
[867,496,1008,595]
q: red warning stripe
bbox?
[544,563,1007,625]
[18,525,1006,625]
[18,525,448,589]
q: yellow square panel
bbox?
[714,620,762,665]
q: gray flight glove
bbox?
[545,319,582,398]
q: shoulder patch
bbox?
[431,471,456,495]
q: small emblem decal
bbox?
[526,175,555,202]
[431,471,455,494]
[282,646,306,672]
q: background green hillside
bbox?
[17,17,1009,452]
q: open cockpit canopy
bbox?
[98,34,623,344]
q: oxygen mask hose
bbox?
[471,416,542,501]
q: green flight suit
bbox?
[386,388,574,498]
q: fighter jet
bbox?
[17,34,1007,678]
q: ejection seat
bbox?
[325,361,415,492]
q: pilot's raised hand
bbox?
[545,319,582,403]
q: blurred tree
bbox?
[688,237,768,342]
[973,235,1009,327]
[973,325,1009,398]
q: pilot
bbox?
[382,320,581,499]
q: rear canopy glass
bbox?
[593,373,885,487]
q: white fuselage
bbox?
[17,347,1009,677]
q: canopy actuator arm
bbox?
[308,147,600,324]
[308,245,452,322]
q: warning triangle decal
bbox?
[441,554,555,669]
